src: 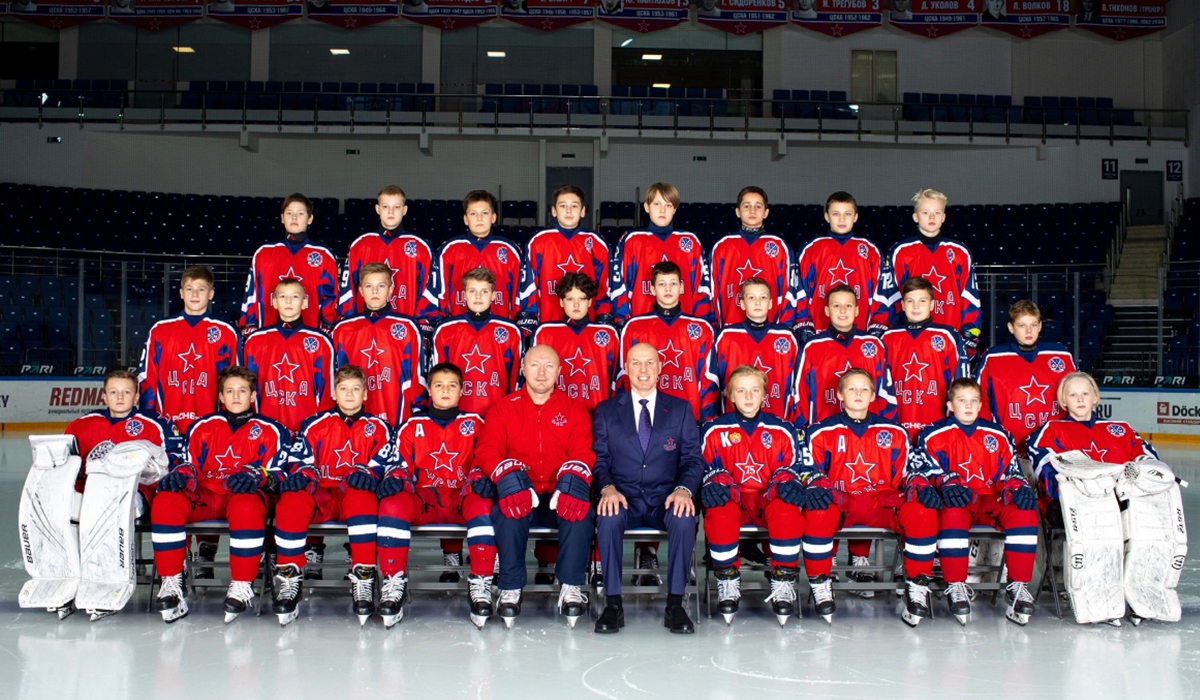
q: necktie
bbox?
[638,399,652,454]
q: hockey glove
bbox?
[280,468,318,494]
[550,461,592,523]
[904,475,942,509]
[376,469,416,498]
[595,313,616,327]
[514,314,539,336]
[866,321,889,337]
[157,464,198,494]
[462,468,498,500]
[962,330,980,357]
[799,472,843,511]
[1001,479,1038,511]
[494,459,538,519]
[934,472,978,509]
[225,468,263,494]
[416,317,436,341]
[343,466,378,493]
[700,468,740,509]
[766,468,806,507]
[792,320,815,344]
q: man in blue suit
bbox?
[592,342,704,633]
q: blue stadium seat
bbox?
[1041,96,1061,124]
[1023,96,1042,124]
[541,83,561,114]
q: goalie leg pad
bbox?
[18,450,83,611]
[1058,473,1126,624]
[74,465,143,614]
[1121,482,1187,622]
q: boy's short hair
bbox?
[644,182,681,208]
[1008,300,1042,323]
[335,364,367,388]
[181,265,214,288]
[725,364,768,397]
[825,191,857,212]
[463,190,498,215]
[901,276,935,298]
[103,369,138,390]
[274,277,305,295]
[463,266,497,288]
[912,188,948,210]
[826,283,858,301]
[428,362,464,384]
[358,262,393,284]
[741,276,771,295]
[1057,371,1100,407]
[282,193,312,216]
[377,185,407,202]
[947,377,982,401]
[218,365,258,393]
[551,184,586,207]
[736,186,769,208]
[650,260,683,284]
[556,272,598,300]
[837,367,873,393]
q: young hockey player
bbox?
[517,184,612,328]
[241,277,335,433]
[709,186,796,328]
[793,191,889,341]
[151,366,290,624]
[430,267,523,417]
[340,185,432,318]
[883,189,982,356]
[275,365,392,626]
[610,182,713,326]
[700,366,807,626]
[375,362,498,628]
[715,277,801,421]
[240,193,339,335]
[799,369,939,627]
[914,378,1039,626]
[880,276,967,441]
[531,272,620,413]
[332,262,427,428]
[618,260,719,423]
[139,265,239,433]
[420,190,523,321]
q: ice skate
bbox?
[946,581,973,626]
[193,541,217,580]
[809,574,835,624]
[848,555,876,598]
[714,567,741,624]
[497,589,522,628]
[468,574,493,629]
[558,583,587,628]
[632,546,662,586]
[303,542,325,581]
[440,551,462,584]
[52,602,75,620]
[1005,580,1035,627]
[378,572,408,629]
[588,560,604,589]
[349,564,376,626]
[87,609,117,622]
[272,563,303,627]
[223,580,255,623]
[902,574,932,627]
[764,566,798,626]
[156,572,189,624]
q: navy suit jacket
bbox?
[592,390,704,506]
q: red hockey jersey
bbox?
[474,388,595,493]
[802,412,910,496]
[701,411,801,491]
[241,323,335,433]
[339,229,433,318]
[974,341,1076,456]
[883,236,981,340]
[619,309,719,421]
[518,227,612,323]
[138,313,239,433]
[791,330,898,428]
[66,408,183,481]
[239,240,340,332]
[183,412,290,493]
[419,234,523,320]
[1026,417,1156,500]
[881,323,967,439]
[287,408,395,488]
[610,229,713,324]
[714,323,801,421]
[396,411,484,490]
[794,233,889,335]
[431,314,523,417]
[532,320,620,413]
[331,311,427,428]
[709,232,796,328]
[913,416,1025,495]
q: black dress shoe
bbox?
[595,605,624,633]
[664,604,695,634]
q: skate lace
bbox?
[851,555,872,567]
[946,581,974,604]
[1006,580,1033,604]
[638,549,659,569]
[907,579,931,606]
[444,551,462,567]
[557,584,587,607]
[499,589,522,605]
[810,578,834,605]
[469,576,493,602]
[228,580,255,603]
[275,571,301,600]
[304,549,322,565]
[158,574,184,600]
[351,571,374,602]
[380,573,407,603]
[717,576,741,602]
[765,576,796,604]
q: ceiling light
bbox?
[653,83,671,89]
[642,54,662,61]
[172,46,195,53]
[620,38,633,47]
[487,51,506,58]
[330,48,350,55]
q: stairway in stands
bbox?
[1096,225,1182,377]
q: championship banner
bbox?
[8,0,106,29]
[1074,0,1164,41]
[791,0,883,37]
[887,0,978,37]
[978,0,1069,37]
[206,0,303,29]
[108,0,202,29]
[500,0,593,30]
[401,0,495,30]
[597,0,687,33]
[307,0,398,28]
[696,0,788,35]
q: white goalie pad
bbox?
[966,537,1005,584]
[1118,459,1188,622]
[1056,457,1127,624]
[18,435,82,610]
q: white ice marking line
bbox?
[710,656,899,686]
[620,660,655,693]
[581,655,624,700]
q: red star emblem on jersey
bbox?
[1083,441,1109,462]
[734,259,763,284]
[333,440,358,470]
[958,457,987,485]
[278,265,302,282]
[828,259,855,287]
[735,450,766,486]
[271,352,301,384]
[177,343,204,374]
[658,339,685,369]
[922,265,948,294]
[359,339,387,369]
[901,352,930,384]
[557,255,586,276]
[429,442,460,476]
[833,360,855,379]
[462,344,492,375]
[563,347,594,378]
[1017,376,1049,405]
[214,446,242,471]
[752,355,773,375]
[845,452,877,488]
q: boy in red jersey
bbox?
[240,193,339,335]
[709,186,796,328]
[242,277,335,433]
[139,265,239,433]
[610,182,713,325]
[340,185,432,318]
[532,272,620,412]
[715,277,801,421]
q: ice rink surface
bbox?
[0,433,1197,700]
